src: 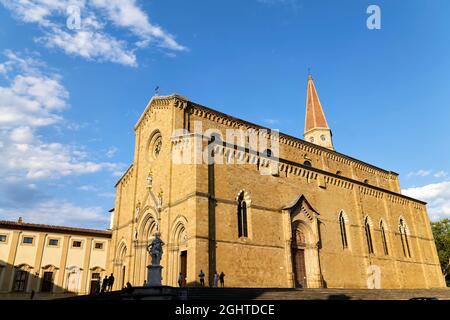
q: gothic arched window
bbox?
[237,193,248,238]
[399,219,411,257]
[380,220,389,255]
[365,217,374,254]
[339,212,348,249]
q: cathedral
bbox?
[108,75,445,289]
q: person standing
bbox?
[198,270,205,287]
[213,271,219,288]
[178,272,183,287]
[219,272,225,288]
[101,275,108,293]
[107,273,115,291]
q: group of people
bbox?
[99,273,115,293]
[177,270,225,288]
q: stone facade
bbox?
[0,219,111,295]
[108,83,445,289]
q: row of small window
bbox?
[0,235,104,249]
[339,214,412,258]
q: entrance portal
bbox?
[180,251,187,286]
[293,249,307,288]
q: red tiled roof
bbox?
[304,74,330,133]
[0,220,112,238]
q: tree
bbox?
[431,218,450,286]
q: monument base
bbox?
[146,265,163,287]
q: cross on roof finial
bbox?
[307,68,312,80]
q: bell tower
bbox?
[304,74,334,150]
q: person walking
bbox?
[213,271,219,288]
[107,273,115,292]
[101,275,108,293]
[198,270,205,287]
[219,272,225,288]
[178,272,184,287]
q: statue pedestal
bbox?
[146,264,163,287]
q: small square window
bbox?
[94,242,103,250]
[72,240,82,248]
[48,239,59,246]
[23,237,33,244]
[0,235,7,243]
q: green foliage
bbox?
[431,218,450,286]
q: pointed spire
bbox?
[304,74,330,133]
[303,74,334,150]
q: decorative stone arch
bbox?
[379,218,390,255]
[115,239,127,290]
[146,129,163,161]
[398,216,412,257]
[167,215,188,287]
[42,264,58,272]
[16,263,33,272]
[398,216,411,235]
[283,195,323,288]
[363,215,375,254]
[235,190,252,239]
[338,210,350,249]
[136,210,158,284]
[65,265,82,293]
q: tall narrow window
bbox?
[237,193,248,238]
[13,269,28,292]
[339,213,348,249]
[380,221,389,255]
[399,219,411,257]
[364,217,374,254]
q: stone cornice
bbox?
[171,134,426,207]
[133,94,398,180]
[187,101,398,180]
[114,163,134,188]
[134,94,188,131]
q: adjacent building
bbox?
[0,218,111,296]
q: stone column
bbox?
[1,231,21,292]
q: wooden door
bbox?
[180,251,187,286]
[89,273,100,294]
[41,271,54,292]
[293,249,307,288]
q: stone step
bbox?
[62,287,450,300]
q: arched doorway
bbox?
[284,195,323,288]
[291,222,308,288]
[168,217,188,286]
[114,242,127,290]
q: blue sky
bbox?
[0,0,449,228]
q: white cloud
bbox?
[105,146,118,158]
[0,51,124,228]
[263,118,279,125]
[407,169,432,178]
[0,200,109,228]
[434,171,448,178]
[402,181,450,221]
[39,28,137,66]
[0,0,186,66]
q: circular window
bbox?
[148,131,162,160]
[153,136,162,158]
[320,134,326,141]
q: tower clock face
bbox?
[320,134,326,141]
